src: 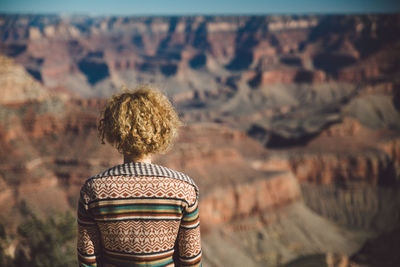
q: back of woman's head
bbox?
[98,85,181,158]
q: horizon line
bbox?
[1,11,399,17]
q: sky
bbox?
[0,0,399,16]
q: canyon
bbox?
[0,13,400,266]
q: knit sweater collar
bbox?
[91,161,199,194]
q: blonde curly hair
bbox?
[98,85,181,158]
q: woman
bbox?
[77,85,202,267]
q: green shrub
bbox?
[10,202,78,267]
[0,223,14,267]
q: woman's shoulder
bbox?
[82,162,199,196]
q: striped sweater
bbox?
[77,162,202,267]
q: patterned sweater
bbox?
[77,162,202,267]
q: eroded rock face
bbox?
[289,151,396,185]
[0,55,50,104]
[199,171,300,228]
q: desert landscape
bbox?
[0,13,399,266]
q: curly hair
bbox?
[98,85,181,158]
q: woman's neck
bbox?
[123,154,152,164]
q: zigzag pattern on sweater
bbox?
[178,227,202,258]
[90,162,198,196]
[98,220,180,254]
[85,176,197,207]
